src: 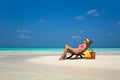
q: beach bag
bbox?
[84,51,91,59]
[85,49,96,59]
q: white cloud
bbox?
[87,9,99,16]
[79,30,84,34]
[108,33,113,36]
[18,34,31,39]
[75,16,83,20]
[16,29,30,33]
[38,19,46,23]
[118,21,120,25]
[72,36,81,39]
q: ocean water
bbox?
[0,48,120,55]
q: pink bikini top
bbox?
[78,44,84,49]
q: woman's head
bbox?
[84,38,89,45]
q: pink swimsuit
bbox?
[78,44,84,49]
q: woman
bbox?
[59,39,89,60]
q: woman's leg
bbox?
[59,45,69,60]
[59,45,76,60]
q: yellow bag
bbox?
[84,51,91,58]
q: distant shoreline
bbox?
[0,48,120,55]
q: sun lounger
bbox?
[66,40,93,59]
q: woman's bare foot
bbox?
[59,57,65,60]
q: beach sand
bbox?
[27,55,120,70]
[0,51,120,80]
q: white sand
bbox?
[0,51,120,80]
[27,55,120,70]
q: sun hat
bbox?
[84,38,89,44]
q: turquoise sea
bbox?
[0,48,120,55]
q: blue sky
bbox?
[0,0,120,48]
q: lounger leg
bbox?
[72,55,78,59]
[79,55,83,58]
[66,54,73,59]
